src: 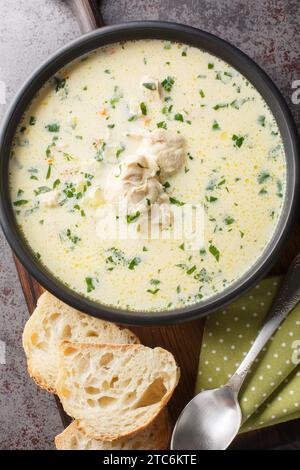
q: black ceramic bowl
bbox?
[0,22,299,325]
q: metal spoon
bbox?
[171,253,300,450]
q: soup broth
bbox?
[9,40,286,312]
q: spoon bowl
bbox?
[171,386,241,450]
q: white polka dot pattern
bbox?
[195,277,300,433]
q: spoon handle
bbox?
[227,253,300,394]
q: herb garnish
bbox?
[46,164,52,180]
[276,180,283,198]
[213,103,228,110]
[174,113,184,122]
[46,142,55,158]
[209,244,220,262]
[34,186,51,196]
[85,277,95,293]
[126,211,140,223]
[45,123,60,132]
[224,216,235,225]
[232,134,245,148]
[94,142,106,162]
[13,199,28,206]
[206,195,218,203]
[157,121,167,129]
[230,98,249,109]
[54,76,66,92]
[147,288,159,295]
[105,247,125,271]
[140,102,147,116]
[215,70,232,84]
[169,196,185,206]
[187,265,196,275]
[258,171,271,184]
[110,86,123,108]
[161,76,175,92]
[63,152,74,162]
[62,182,81,199]
[66,228,81,244]
[128,257,141,270]
[142,82,156,91]
[162,104,173,115]
[116,144,125,158]
[259,188,268,195]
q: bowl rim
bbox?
[0,20,299,325]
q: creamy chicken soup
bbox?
[9,40,286,312]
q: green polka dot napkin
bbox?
[195,277,300,432]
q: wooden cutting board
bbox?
[13,0,300,450]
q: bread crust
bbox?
[22,291,140,392]
[55,411,171,450]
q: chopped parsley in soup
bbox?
[9,40,286,312]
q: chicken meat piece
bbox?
[140,129,185,176]
[140,76,162,101]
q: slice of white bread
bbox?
[55,411,171,450]
[56,341,180,441]
[22,291,139,393]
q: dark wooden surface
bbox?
[12,0,300,451]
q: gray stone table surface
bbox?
[0,0,299,450]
